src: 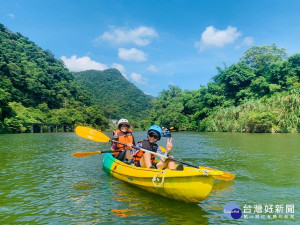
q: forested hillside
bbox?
[145,45,300,133]
[0,23,108,133]
[73,69,153,122]
[1,21,299,134]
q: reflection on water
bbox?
[0,132,299,224]
[108,179,210,225]
[212,180,235,194]
[103,168,237,225]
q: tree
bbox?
[249,77,270,98]
[214,62,255,103]
[283,53,300,87]
[0,88,12,121]
[240,44,287,78]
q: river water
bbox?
[0,131,299,224]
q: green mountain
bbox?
[0,23,153,133]
[0,23,91,109]
[73,69,153,121]
[0,23,108,133]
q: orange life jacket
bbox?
[133,139,158,165]
[111,129,134,155]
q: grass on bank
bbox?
[201,86,300,133]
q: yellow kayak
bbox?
[102,153,222,203]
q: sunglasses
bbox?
[148,132,158,139]
[120,124,129,128]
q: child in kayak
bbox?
[111,118,135,162]
[131,125,183,170]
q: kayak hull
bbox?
[102,153,215,203]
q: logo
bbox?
[224,202,242,219]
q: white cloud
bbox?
[118,48,147,62]
[235,36,254,49]
[95,26,158,46]
[146,65,159,73]
[8,14,15,19]
[242,36,254,46]
[195,26,242,51]
[130,73,148,85]
[61,55,108,72]
[111,63,128,79]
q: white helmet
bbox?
[118,118,131,129]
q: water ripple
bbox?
[0,132,299,224]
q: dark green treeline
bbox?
[1,22,299,133]
[144,44,300,133]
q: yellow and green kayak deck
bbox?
[102,153,222,203]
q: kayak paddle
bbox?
[75,126,110,142]
[73,150,123,157]
[159,146,235,181]
[74,126,235,180]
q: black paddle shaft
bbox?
[168,158,199,169]
[101,150,123,153]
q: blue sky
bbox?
[1,0,300,96]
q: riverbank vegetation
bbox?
[1,23,299,133]
[201,87,299,132]
[143,45,300,133]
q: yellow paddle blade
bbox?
[73,151,102,157]
[75,126,110,142]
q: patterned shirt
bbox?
[131,141,168,161]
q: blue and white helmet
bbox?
[148,125,163,140]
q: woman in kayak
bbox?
[131,125,183,170]
[111,118,135,162]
